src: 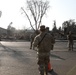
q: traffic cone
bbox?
[48,62,53,72]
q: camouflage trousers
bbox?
[68,41,73,51]
[37,53,50,75]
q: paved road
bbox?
[51,41,76,75]
[0,41,76,75]
[0,41,38,75]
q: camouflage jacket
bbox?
[33,31,55,53]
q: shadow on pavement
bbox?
[0,42,31,64]
[50,53,65,60]
[48,70,58,75]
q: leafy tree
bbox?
[62,19,76,34]
[21,0,50,30]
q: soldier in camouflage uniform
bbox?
[33,25,55,75]
[67,31,73,51]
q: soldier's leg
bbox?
[30,41,32,49]
[45,64,48,75]
[30,40,33,49]
[32,43,35,50]
[44,56,49,75]
[68,42,71,51]
[37,56,45,75]
[71,42,73,51]
[38,64,44,75]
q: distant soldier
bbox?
[30,30,39,49]
[33,25,55,75]
[67,31,74,51]
[45,27,51,33]
[45,27,55,50]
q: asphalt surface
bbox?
[0,40,76,75]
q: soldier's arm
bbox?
[33,36,39,47]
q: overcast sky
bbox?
[0,0,76,30]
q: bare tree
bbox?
[21,0,50,30]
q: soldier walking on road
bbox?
[67,31,74,51]
[33,25,55,75]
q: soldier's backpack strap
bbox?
[38,33,47,46]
